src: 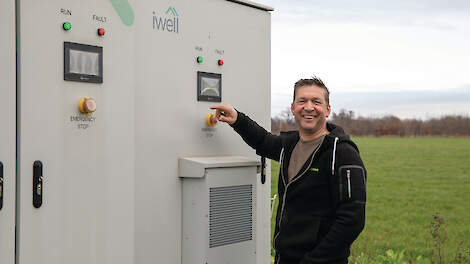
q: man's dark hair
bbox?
[293,77,330,105]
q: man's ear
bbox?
[291,102,295,114]
[326,104,331,118]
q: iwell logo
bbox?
[153,7,179,33]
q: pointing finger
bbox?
[210,105,225,110]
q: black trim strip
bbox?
[0,162,3,210]
[226,0,274,11]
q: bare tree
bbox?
[272,108,470,136]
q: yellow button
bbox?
[78,97,96,114]
[206,113,217,128]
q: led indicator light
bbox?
[196,56,203,63]
[63,22,72,31]
[97,28,105,36]
[218,60,224,66]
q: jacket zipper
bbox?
[347,169,351,198]
[338,165,365,201]
[273,140,324,261]
[272,148,285,254]
[276,254,281,264]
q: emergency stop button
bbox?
[78,97,96,114]
[206,113,217,128]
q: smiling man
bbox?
[211,77,366,264]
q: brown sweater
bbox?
[287,134,326,182]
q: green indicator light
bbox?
[196,56,203,63]
[63,22,72,31]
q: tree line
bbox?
[271,108,470,136]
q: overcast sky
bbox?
[256,0,470,119]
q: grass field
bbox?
[270,137,470,263]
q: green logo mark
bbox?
[110,0,135,26]
[310,168,319,172]
[165,7,179,16]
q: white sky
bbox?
[256,0,470,119]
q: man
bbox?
[210,77,366,264]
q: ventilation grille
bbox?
[209,184,253,248]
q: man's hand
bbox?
[210,104,238,125]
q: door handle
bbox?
[261,157,266,184]
[33,161,43,208]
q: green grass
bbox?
[270,137,470,263]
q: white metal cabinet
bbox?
[8,1,271,264]
[134,1,272,263]
[16,1,135,263]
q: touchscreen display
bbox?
[197,72,222,102]
[64,42,103,83]
[200,76,221,97]
[69,50,100,76]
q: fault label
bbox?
[93,14,107,23]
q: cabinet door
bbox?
[17,1,135,264]
[0,1,16,264]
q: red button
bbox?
[218,60,224,66]
[97,28,105,36]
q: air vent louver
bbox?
[209,184,253,248]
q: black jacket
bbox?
[232,112,366,264]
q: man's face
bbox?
[291,85,331,134]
